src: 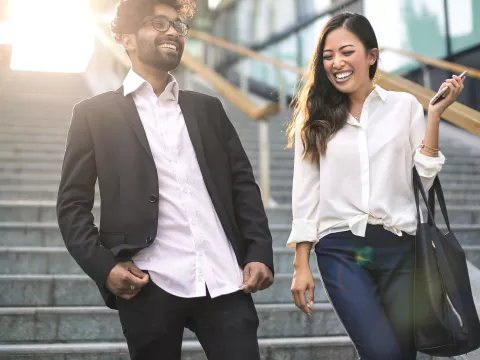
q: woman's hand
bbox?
[428,74,465,118]
[291,265,315,315]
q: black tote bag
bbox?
[413,168,480,356]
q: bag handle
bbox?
[429,176,452,232]
[413,168,451,230]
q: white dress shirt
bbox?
[287,85,446,247]
[123,70,244,298]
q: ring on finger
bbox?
[130,285,136,291]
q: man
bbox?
[56,1,274,359]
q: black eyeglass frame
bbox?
[142,17,189,37]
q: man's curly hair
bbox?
[111,0,197,43]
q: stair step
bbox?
[1,136,477,162]
[1,70,89,91]
[0,186,101,200]
[2,199,480,224]
[1,170,480,188]
[0,142,66,153]
[0,246,304,274]
[0,337,355,360]
[0,304,344,343]
[0,143,477,160]
[0,153,64,162]
[4,170,480,189]
[1,245,479,274]
[2,185,480,204]
[1,160,478,177]
[0,274,328,307]
[0,126,69,136]
[0,221,479,247]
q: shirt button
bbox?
[146,236,154,244]
[149,195,158,203]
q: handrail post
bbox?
[277,69,287,111]
[240,60,249,94]
[200,41,206,65]
[206,44,214,68]
[422,66,431,90]
[184,69,194,90]
[259,118,270,206]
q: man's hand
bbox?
[242,262,274,294]
[105,261,149,300]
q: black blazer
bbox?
[56,88,274,309]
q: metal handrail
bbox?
[190,29,480,135]
[189,29,303,76]
[381,47,480,79]
[92,23,480,209]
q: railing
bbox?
[89,22,480,208]
[190,29,480,136]
[381,47,480,80]
[189,29,301,110]
[379,47,480,135]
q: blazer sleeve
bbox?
[56,103,118,291]
[215,98,274,275]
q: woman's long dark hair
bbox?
[287,13,379,163]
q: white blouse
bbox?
[287,85,445,247]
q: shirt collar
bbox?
[123,69,180,102]
[373,84,388,102]
[346,85,388,126]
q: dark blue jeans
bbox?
[315,225,417,360]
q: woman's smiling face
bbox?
[322,27,378,95]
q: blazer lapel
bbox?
[179,91,220,196]
[179,91,237,246]
[113,86,154,161]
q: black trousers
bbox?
[116,279,260,360]
[315,225,416,360]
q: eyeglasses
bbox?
[144,17,189,37]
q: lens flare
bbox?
[8,0,93,73]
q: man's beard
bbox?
[136,37,183,72]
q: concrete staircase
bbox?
[0,69,479,359]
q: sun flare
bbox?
[8,0,94,73]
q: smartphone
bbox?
[430,70,467,105]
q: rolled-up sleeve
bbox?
[409,99,445,191]
[286,116,321,248]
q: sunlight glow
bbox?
[8,0,94,73]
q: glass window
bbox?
[297,15,331,68]
[235,0,255,45]
[364,0,447,73]
[448,0,480,53]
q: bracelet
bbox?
[421,147,439,155]
[421,140,439,153]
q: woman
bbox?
[287,12,464,360]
